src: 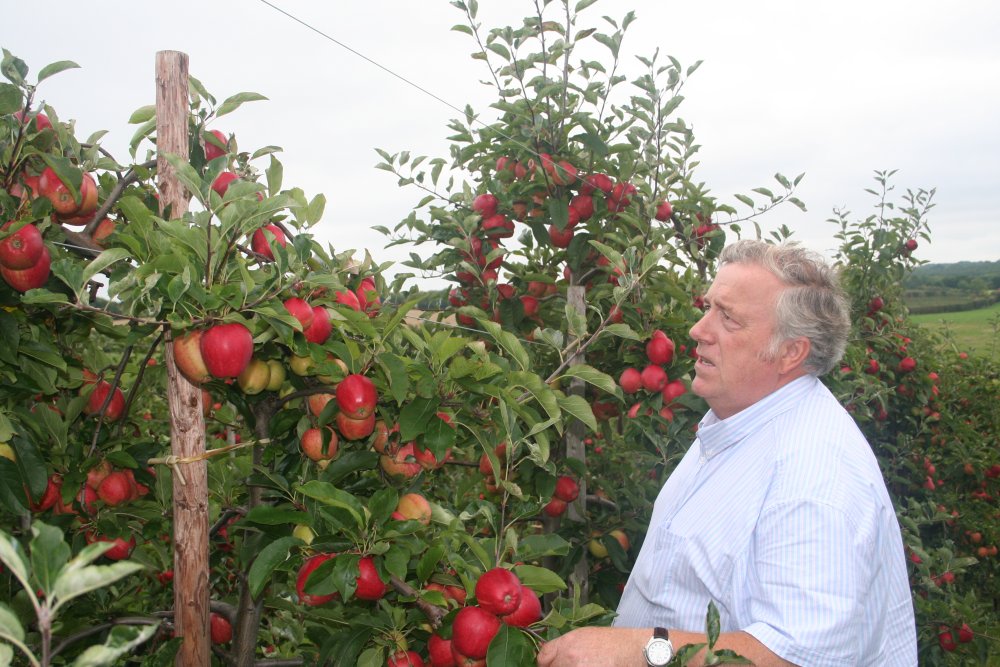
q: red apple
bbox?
[661,379,687,404]
[380,442,422,480]
[554,475,579,503]
[29,474,63,513]
[301,427,339,462]
[57,172,98,224]
[307,392,336,417]
[251,224,286,261]
[619,367,642,394]
[210,613,232,644]
[472,193,499,217]
[646,330,675,365]
[172,330,211,384]
[38,166,80,217]
[296,553,337,606]
[395,492,432,525]
[283,296,314,331]
[640,364,668,392]
[543,498,567,517]
[1,245,50,292]
[304,306,332,344]
[654,199,673,221]
[452,606,501,660]
[336,373,378,419]
[355,276,380,313]
[0,221,44,270]
[199,322,253,379]
[97,471,132,506]
[388,650,425,667]
[475,567,521,616]
[336,412,377,441]
[85,380,126,422]
[86,532,136,561]
[211,171,240,198]
[519,295,539,318]
[204,129,228,161]
[548,224,574,248]
[428,634,456,667]
[501,585,541,627]
[354,555,387,600]
[335,289,362,311]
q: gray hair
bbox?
[718,240,850,376]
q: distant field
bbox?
[910,301,1000,358]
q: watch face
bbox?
[646,639,673,663]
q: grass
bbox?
[910,301,1000,359]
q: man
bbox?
[537,240,916,666]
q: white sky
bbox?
[5,1,999,287]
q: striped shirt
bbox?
[614,375,917,666]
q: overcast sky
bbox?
[5,1,999,287]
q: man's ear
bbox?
[778,337,811,374]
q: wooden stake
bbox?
[156,50,210,667]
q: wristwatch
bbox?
[643,627,674,666]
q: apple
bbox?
[199,322,254,378]
[554,475,580,503]
[395,493,432,525]
[388,650,425,667]
[356,276,381,313]
[172,330,211,384]
[297,552,337,606]
[475,567,521,616]
[640,364,668,392]
[84,380,126,422]
[451,606,501,660]
[904,239,918,252]
[867,296,885,313]
[380,442,422,480]
[97,471,132,506]
[938,626,956,652]
[335,289,362,311]
[501,585,541,627]
[292,523,315,545]
[265,359,286,391]
[335,373,378,419]
[210,613,232,644]
[307,391,336,417]
[957,623,974,643]
[481,214,514,239]
[654,199,673,221]
[1,245,50,292]
[283,297,314,331]
[251,224,287,261]
[86,532,136,561]
[898,357,917,373]
[237,357,271,394]
[646,330,675,365]
[519,295,540,318]
[38,166,81,217]
[619,367,642,394]
[543,498,567,517]
[204,129,228,161]
[91,217,116,246]
[29,474,63,512]
[472,193,499,217]
[336,412,377,441]
[661,378,686,404]
[354,555,388,600]
[428,634,456,667]
[13,110,52,132]
[289,354,315,377]
[569,194,594,221]
[304,306,333,344]
[301,427,339,463]
[548,224,574,248]
[413,442,449,470]
[57,172,98,225]
[0,221,44,269]
[211,171,240,198]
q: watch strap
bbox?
[653,627,669,640]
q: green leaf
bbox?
[516,534,571,560]
[706,600,721,646]
[378,353,410,406]
[0,642,14,666]
[70,624,159,667]
[79,249,131,298]
[0,462,29,517]
[417,544,447,583]
[399,397,438,441]
[295,481,365,529]
[216,91,268,118]
[512,564,567,593]
[51,560,145,612]
[265,155,283,195]
[556,394,597,432]
[247,536,299,600]
[0,602,25,643]
[36,60,80,83]
[479,320,529,370]
[486,625,535,666]
[603,323,642,341]
[0,83,21,116]
[243,506,309,526]
[30,522,70,596]
[127,105,156,124]
[556,364,618,395]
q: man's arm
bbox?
[535,626,797,666]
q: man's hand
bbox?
[536,626,649,667]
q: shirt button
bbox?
[699,455,707,464]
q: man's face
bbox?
[689,262,790,419]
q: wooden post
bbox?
[156,50,210,667]
[564,285,589,603]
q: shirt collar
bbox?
[696,374,818,459]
